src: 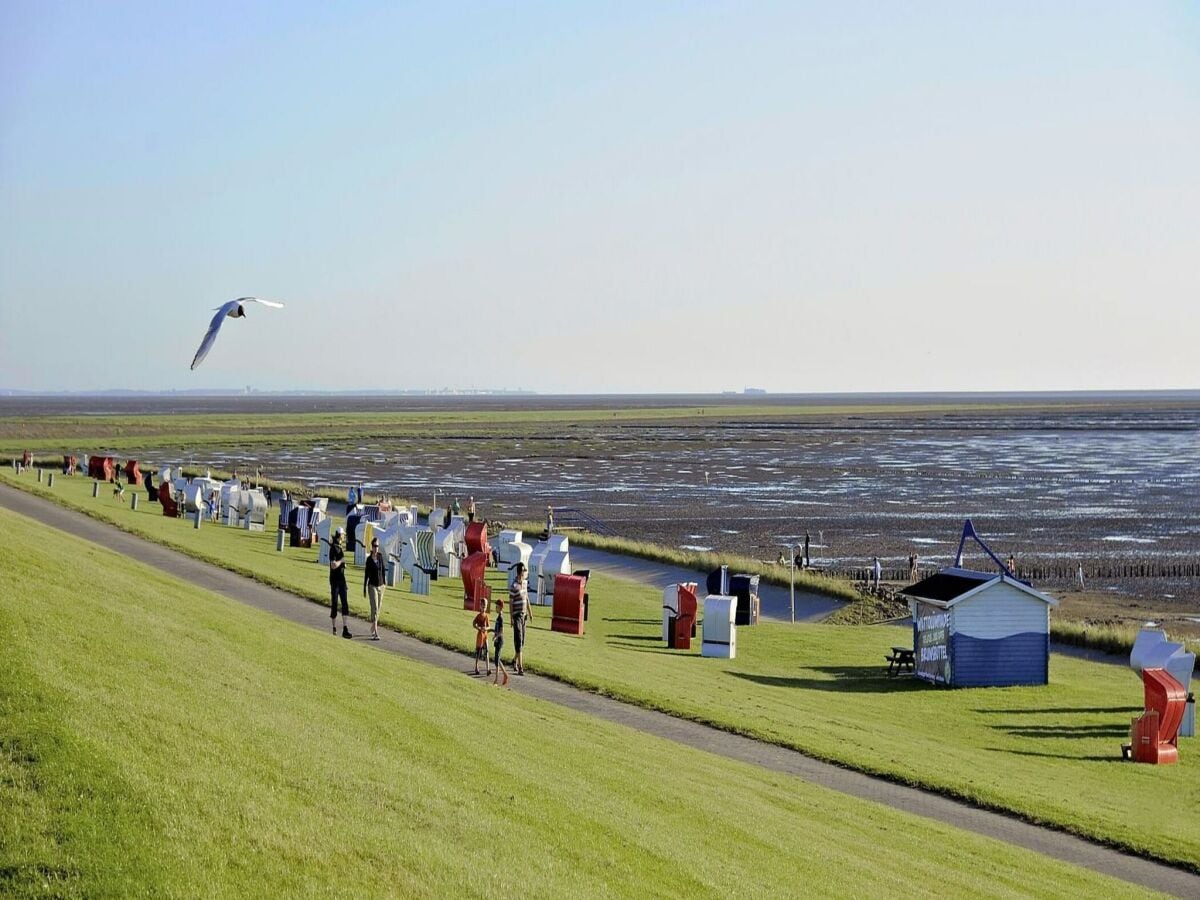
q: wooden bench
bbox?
[885,647,915,677]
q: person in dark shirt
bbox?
[492,598,510,687]
[363,537,385,640]
[329,527,351,639]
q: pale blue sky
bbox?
[2,2,1197,393]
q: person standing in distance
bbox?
[545,505,554,537]
[330,527,352,638]
[364,536,385,640]
[509,562,532,675]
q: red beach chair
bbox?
[461,551,491,612]
[1130,668,1186,765]
[551,574,586,636]
[465,522,491,564]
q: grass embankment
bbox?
[6,471,1200,871]
[0,506,1150,898]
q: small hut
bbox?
[900,567,1058,687]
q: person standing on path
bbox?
[467,496,476,523]
[546,505,554,537]
[364,536,385,640]
[492,597,510,687]
[472,601,491,676]
[908,553,918,582]
[451,497,461,517]
[804,530,811,568]
[329,527,352,638]
[509,562,532,675]
[872,556,882,591]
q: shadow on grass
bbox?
[975,706,1140,716]
[730,667,924,694]
[607,641,680,655]
[607,633,662,642]
[991,723,1131,739]
[602,617,660,626]
[988,747,1125,763]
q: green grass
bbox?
[0,506,1150,898]
[6,470,1200,871]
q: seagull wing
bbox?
[190,304,236,370]
[240,297,285,309]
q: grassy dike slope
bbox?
[5,471,1200,871]
[0,506,1146,898]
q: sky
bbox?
[1,1,1197,394]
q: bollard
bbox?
[37,468,43,483]
[92,481,99,498]
[47,473,54,487]
[131,493,138,511]
[194,510,202,529]
[276,529,286,552]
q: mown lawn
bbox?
[5,470,1200,871]
[0,505,1147,898]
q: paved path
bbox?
[571,546,844,622]
[1,482,1195,897]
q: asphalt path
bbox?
[2,481,1195,897]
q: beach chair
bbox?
[461,552,491,611]
[465,521,491,563]
[535,548,572,606]
[662,582,699,645]
[434,525,461,578]
[124,459,142,486]
[1127,668,1187,764]
[315,517,333,565]
[702,595,737,659]
[551,574,586,636]
[410,530,437,596]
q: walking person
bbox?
[492,597,510,687]
[472,601,492,676]
[908,553,919,581]
[545,505,554,537]
[509,562,532,675]
[329,527,352,638]
[364,536,385,640]
[872,556,882,591]
[804,529,811,568]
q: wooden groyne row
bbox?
[839,562,1200,583]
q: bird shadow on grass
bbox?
[986,747,1124,763]
[990,723,1131,740]
[730,667,924,694]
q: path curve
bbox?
[1,482,1194,897]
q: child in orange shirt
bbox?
[472,601,491,676]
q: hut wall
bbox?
[950,583,1050,687]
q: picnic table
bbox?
[885,646,914,677]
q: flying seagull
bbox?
[190,297,285,370]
